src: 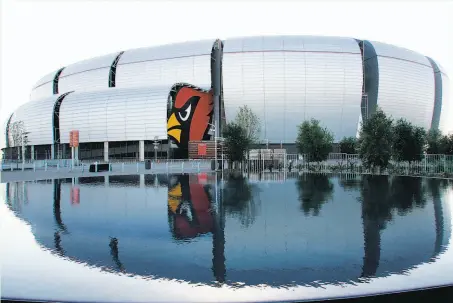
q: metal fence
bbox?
[220,153,453,177]
[3,153,453,178]
[0,159,211,174]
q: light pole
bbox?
[208,123,217,171]
[153,136,160,161]
[21,132,29,169]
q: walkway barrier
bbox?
[3,154,452,177]
[89,163,111,172]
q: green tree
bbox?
[223,122,251,163]
[426,129,444,154]
[234,105,261,146]
[339,136,357,154]
[392,119,426,163]
[357,108,393,170]
[296,119,334,162]
[441,134,453,155]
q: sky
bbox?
[1,0,452,151]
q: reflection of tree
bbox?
[360,176,429,225]
[109,237,125,272]
[360,175,390,278]
[359,175,431,278]
[6,182,28,212]
[54,232,65,256]
[296,174,334,216]
[389,177,427,215]
[338,174,362,192]
[222,172,261,227]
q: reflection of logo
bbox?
[167,84,213,150]
[168,175,214,239]
[70,186,80,206]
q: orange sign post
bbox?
[72,130,79,147]
[69,130,80,167]
[69,130,79,147]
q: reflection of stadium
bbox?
[2,36,450,160]
[4,174,452,287]
[167,174,215,240]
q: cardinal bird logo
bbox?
[167,174,214,240]
[167,84,214,151]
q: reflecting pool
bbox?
[1,172,453,302]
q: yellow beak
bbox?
[167,113,181,143]
[168,183,182,213]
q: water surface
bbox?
[1,172,453,302]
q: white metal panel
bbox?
[263,36,285,51]
[8,96,59,147]
[302,36,355,53]
[115,55,211,89]
[222,38,244,52]
[223,36,360,54]
[223,47,363,143]
[283,52,306,142]
[60,52,120,77]
[118,39,215,64]
[303,52,362,141]
[30,82,54,101]
[439,73,452,135]
[376,56,435,129]
[58,67,110,94]
[282,36,305,51]
[370,40,431,67]
[33,69,59,88]
[59,87,168,144]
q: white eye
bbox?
[178,104,192,121]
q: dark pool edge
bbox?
[2,284,453,303]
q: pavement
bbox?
[0,161,214,183]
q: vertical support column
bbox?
[213,40,222,139]
[104,141,109,162]
[105,175,109,187]
[140,174,145,188]
[75,146,79,161]
[139,140,145,162]
[51,144,55,160]
[212,40,222,170]
[31,145,35,160]
[212,171,226,283]
[71,147,75,168]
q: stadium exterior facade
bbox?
[2,36,450,160]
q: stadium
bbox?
[2,35,450,160]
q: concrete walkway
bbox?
[0,161,214,183]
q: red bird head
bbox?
[167,85,213,149]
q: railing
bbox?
[0,158,211,174]
[3,154,453,178]
[219,153,453,177]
